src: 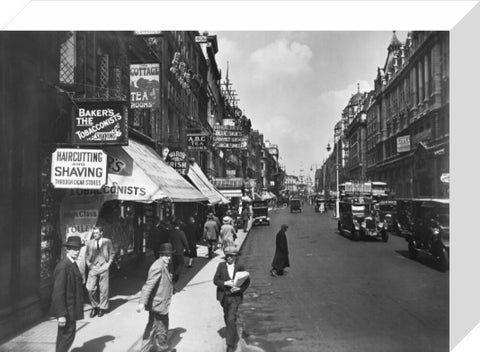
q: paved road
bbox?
[238,204,449,352]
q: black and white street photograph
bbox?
[0,1,478,352]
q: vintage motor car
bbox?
[251,200,270,226]
[374,200,400,237]
[404,198,449,271]
[290,198,302,213]
[314,198,326,213]
[338,197,388,242]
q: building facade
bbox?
[367,31,449,198]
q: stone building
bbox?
[366,31,449,198]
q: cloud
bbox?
[248,38,313,82]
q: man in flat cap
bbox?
[213,246,250,352]
[50,235,85,352]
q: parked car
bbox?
[251,200,270,226]
[403,198,449,271]
[338,197,388,242]
[290,198,302,213]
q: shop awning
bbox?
[219,189,243,199]
[103,139,208,203]
[186,162,223,205]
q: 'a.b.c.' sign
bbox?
[51,148,107,189]
[187,133,209,150]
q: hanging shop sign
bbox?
[187,133,209,150]
[130,63,160,109]
[51,148,107,189]
[226,169,236,177]
[165,149,188,175]
[72,101,128,145]
[213,125,247,150]
[397,135,411,153]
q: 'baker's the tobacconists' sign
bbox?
[72,101,128,145]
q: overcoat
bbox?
[213,261,250,303]
[271,229,290,270]
[139,259,173,315]
[50,257,84,321]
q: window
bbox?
[59,32,76,85]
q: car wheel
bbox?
[408,241,418,259]
[381,230,389,242]
[437,248,449,272]
[352,230,360,241]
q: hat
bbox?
[224,246,239,256]
[223,216,232,224]
[64,236,84,248]
[158,243,175,255]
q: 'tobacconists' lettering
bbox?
[75,113,122,140]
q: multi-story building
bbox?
[344,90,373,182]
[367,31,449,198]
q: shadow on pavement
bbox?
[167,327,186,350]
[71,335,115,352]
[395,250,445,272]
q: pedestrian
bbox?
[203,213,219,259]
[168,219,189,282]
[270,224,290,277]
[137,243,175,352]
[184,216,200,268]
[240,206,250,232]
[85,226,115,318]
[213,246,250,352]
[50,235,85,352]
[150,217,171,259]
[220,216,237,252]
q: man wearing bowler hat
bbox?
[50,235,85,352]
[213,246,250,352]
[137,242,175,352]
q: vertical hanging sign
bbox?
[130,63,160,109]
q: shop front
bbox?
[57,139,208,280]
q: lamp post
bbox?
[327,126,341,219]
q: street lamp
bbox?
[327,127,341,219]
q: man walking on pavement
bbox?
[213,246,250,352]
[85,226,115,318]
[50,236,85,352]
[203,213,219,259]
[168,219,189,283]
[137,242,175,352]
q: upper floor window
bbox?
[59,32,76,85]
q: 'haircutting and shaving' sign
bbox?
[51,148,107,189]
[72,101,128,145]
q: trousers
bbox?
[86,267,110,310]
[221,296,241,348]
[141,312,169,352]
[55,320,76,352]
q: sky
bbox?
[212,31,407,179]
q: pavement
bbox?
[0,220,253,352]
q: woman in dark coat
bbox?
[271,224,290,276]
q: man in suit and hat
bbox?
[85,226,115,318]
[137,242,175,352]
[213,246,250,352]
[50,235,85,352]
[203,213,219,259]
